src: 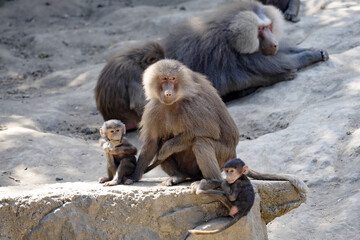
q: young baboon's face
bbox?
[223,167,242,184]
[100,120,125,141]
[106,127,123,141]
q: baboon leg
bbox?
[161,156,187,186]
[99,154,116,183]
[192,138,222,181]
[196,179,232,209]
[104,157,135,187]
[293,48,329,69]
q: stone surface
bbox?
[0,0,359,239]
[0,179,304,240]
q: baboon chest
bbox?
[160,107,187,136]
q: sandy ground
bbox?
[0,0,359,239]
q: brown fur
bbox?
[131,60,309,194]
[99,119,137,186]
[95,42,165,130]
[189,158,255,235]
[129,59,239,185]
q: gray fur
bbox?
[162,0,328,101]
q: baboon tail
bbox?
[247,169,309,193]
[188,212,243,235]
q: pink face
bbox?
[258,23,278,55]
[158,75,178,105]
[106,128,123,141]
[223,165,248,184]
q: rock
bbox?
[0,179,305,240]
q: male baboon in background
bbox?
[163,0,328,102]
[95,42,165,130]
[130,59,309,194]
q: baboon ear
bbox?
[100,127,105,137]
[242,165,249,175]
[146,55,157,64]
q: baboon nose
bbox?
[165,91,172,97]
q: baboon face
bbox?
[105,127,123,141]
[158,75,178,105]
[100,120,126,141]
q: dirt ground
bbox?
[0,0,359,239]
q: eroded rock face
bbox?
[0,179,305,240]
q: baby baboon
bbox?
[189,158,255,235]
[95,42,165,130]
[99,119,137,186]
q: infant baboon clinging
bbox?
[95,42,165,130]
[99,119,137,186]
[163,0,328,102]
[189,158,255,235]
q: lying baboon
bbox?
[162,0,328,102]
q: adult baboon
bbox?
[162,0,328,102]
[130,59,239,186]
[130,59,309,194]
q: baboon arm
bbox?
[106,153,117,177]
[221,181,237,201]
[130,138,159,181]
[284,0,300,22]
[204,190,233,210]
[287,0,300,13]
[109,144,137,156]
[157,133,193,161]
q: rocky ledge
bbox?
[0,179,306,240]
